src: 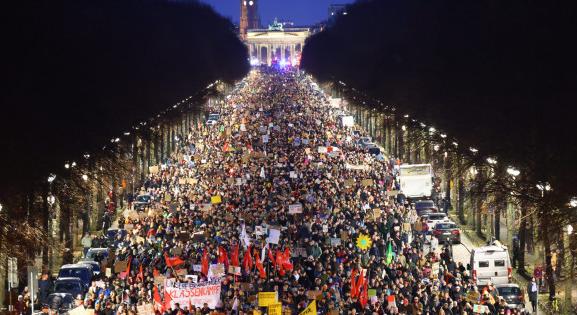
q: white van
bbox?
[470,241,512,286]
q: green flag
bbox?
[385,241,393,265]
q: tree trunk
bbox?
[542,213,556,301]
[518,201,528,272]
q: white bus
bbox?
[398,164,433,198]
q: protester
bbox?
[51,68,530,315]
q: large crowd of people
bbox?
[41,68,529,314]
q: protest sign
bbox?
[267,228,281,244]
[137,304,154,315]
[114,260,128,273]
[368,289,377,298]
[330,238,341,246]
[361,179,374,187]
[255,226,267,236]
[209,264,225,278]
[306,290,321,300]
[149,166,159,174]
[268,303,282,315]
[211,195,222,204]
[473,305,489,313]
[192,265,202,272]
[344,179,355,187]
[228,266,241,275]
[288,203,303,214]
[258,292,278,307]
[164,279,222,309]
[317,146,327,153]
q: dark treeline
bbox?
[0,0,249,194]
[302,0,577,204]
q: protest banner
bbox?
[164,279,222,309]
[288,203,303,214]
[258,292,278,307]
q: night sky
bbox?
[200,0,355,26]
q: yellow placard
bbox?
[268,303,282,315]
[211,195,222,204]
[258,292,278,307]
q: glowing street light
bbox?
[440,133,447,138]
[401,125,407,131]
[506,167,520,177]
[469,147,479,153]
[47,174,57,183]
[64,163,70,169]
[82,174,88,182]
[570,197,577,208]
[0,203,3,212]
[47,194,55,207]
[486,157,497,165]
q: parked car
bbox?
[58,264,93,288]
[206,113,220,125]
[495,283,525,310]
[46,293,75,314]
[433,221,461,244]
[414,199,438,216]
[54,277,86,297]
[471,241,512,286]
[79,260,101,277]
[85,247,109,262]
[425,212,450,230]
[133,194,152,211]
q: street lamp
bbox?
[486,157,497,165]
[82,174,88,182]
[47,174,57,183]
[469,147,479,153]
[570,198,577,208]
[506,167,520,178]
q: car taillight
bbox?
[433,230,442,236]
[508,267,512,281]
[451,230,460,235]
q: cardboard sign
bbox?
[361,179,374,187]
[288,203,303,214]
[258,292,278,307]
[137,304,154,315]
[340,230,349,241]
[344,179,356,187]
[306,290,322,300]
[114,260,128,273]
[211,195,222,204]
[149,166,159,174]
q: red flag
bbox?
[223,142,229,152]
[164,253,185,268]
[163,285,173,311]
[218,246,229,269]
[267,248,276,269]
[350,269,359,297]
[230,244,240,267]
[275,250,285,276]
[119,257,132,280]
[255,252,266,279]
[242,246,253,273]
[282,248,293,271]
[137,264,144,282]
[359,275,369,308]
[153,285,163,312]
[201,248,209,276]
[356,269,365,296]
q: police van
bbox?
[470,240,512,286]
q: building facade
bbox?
[245,19,310,66]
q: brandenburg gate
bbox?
[245,20,311,66]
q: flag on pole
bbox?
[201,248,209,276]
[385,241,394,265]
[299,300,317,315]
